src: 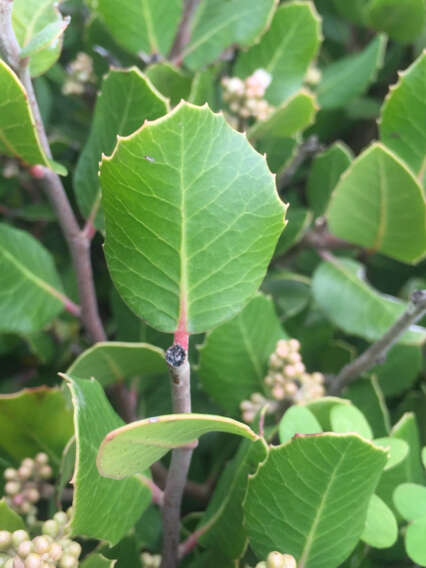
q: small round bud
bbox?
[5,481,21,496]
[26,515,37,527]
[293,362,306,375]
[39,465,52,480]
[0,531,12,551]
[242,410,255,423]
[18,466,32,481]
[32,536,50,555]
[17,541,33,558]
[272,385,285,400]
[289,339,300,351]
[4,469,17,481]
[12,531,29,547]
[34,454,48,466]
[19,502,32,515]
[59,554,77,568]
[288,352,301,364]
[284,382,298,396]
[64,542,81,558]
[25,489,39,504]
[24,554,42,568]
[276,341,289,358]
[21,459,34,470]
[49,542,63,561]
[269,354,281,368]
[5,558,16,568]
[28,165,45,179]
[255,562,266,568]
[53,512,68,526]
[284,365,296,378]
[42,520,58,539]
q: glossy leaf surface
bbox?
[66,376,151,545]
[312,258,426,345]
[100,103,286,333]
[74,68,168,228]
[235,1,322,105]
[327,144,426,264]
[244,434,387,567]
[198,294,286,414]
[97,413,258,479]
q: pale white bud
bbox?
[5,481,20,496]
[24,555,42,568]
[4,469,17,481]
[17,541,33,558]
[34,454,48,466]
[0,531,12,551]
[289,339,300,351]
[32,536,50,555]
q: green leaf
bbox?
[317,35,386,109]
[379,52,426,177]
[182,0,276,70]
[374,344,422,397]
[307,142,353,217]
[330,404,373,440]
[393,483,426,521]
[197,438,268,559]
[345,376,390,438]
[67,342,166,387]
[312,258,426,345]
[65,376,151,545]
[391,413,425,485]
[279,405,322,443]
[274,207,312,256]
[257,136,298,175]
[12,0,66,76]
[100,102,286,334]
[95,0,182,56]
[0,499,26,531]
[235,1,322,105]
[98,413,258,480]
[305,396,351,430]
[80,554,117,568]
[244,434,387,567]
[248,90,317,140]
[262,271,311,320]
[0,223,66,334]
[0,387,73,465]
[145,63,192,106]
[331,0,368,25]
[19,16,70,58]
[406,517,426,566]
[374,438,409,470]
[198,294,285,415]
[74,67,168,228]
[0,60,50,167]
[365,0,426,43]
[361,494,397,549]
[327,144,426,264]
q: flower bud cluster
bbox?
[221,69,274,122]
[0,510,80,567]
[141,552,161,568]
[62,53,95,96]
[255,551,297,568]
[265,339,324,403]
[240,339,325,423]
[4,454,52,522]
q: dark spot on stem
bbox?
[166,344,186,367]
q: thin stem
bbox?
[0,0,106,343]
[138,474,165,507]
[161,344,193,568]
[330,289,426,394]
[169,0,201,64]
[278,135,323,191]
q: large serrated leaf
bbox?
[182,0,276,71]
[244,434,387,568]
[67,342,167,387]
[198,294,286,415]
[327,143,426,264]
[100,102,286,334]
[74,67,169,229]
[0,223,66,334]
[97,413,258,479]
[94,0,182,56]
[0,60,50,167]
[235,1,322,105]
[65,376,151,545]
[312,258,426,345]
[317,35,386,109]
[12,0,66,76]
[379,52,426,178]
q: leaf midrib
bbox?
[0,246,64,306]
[298,441,349,567]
